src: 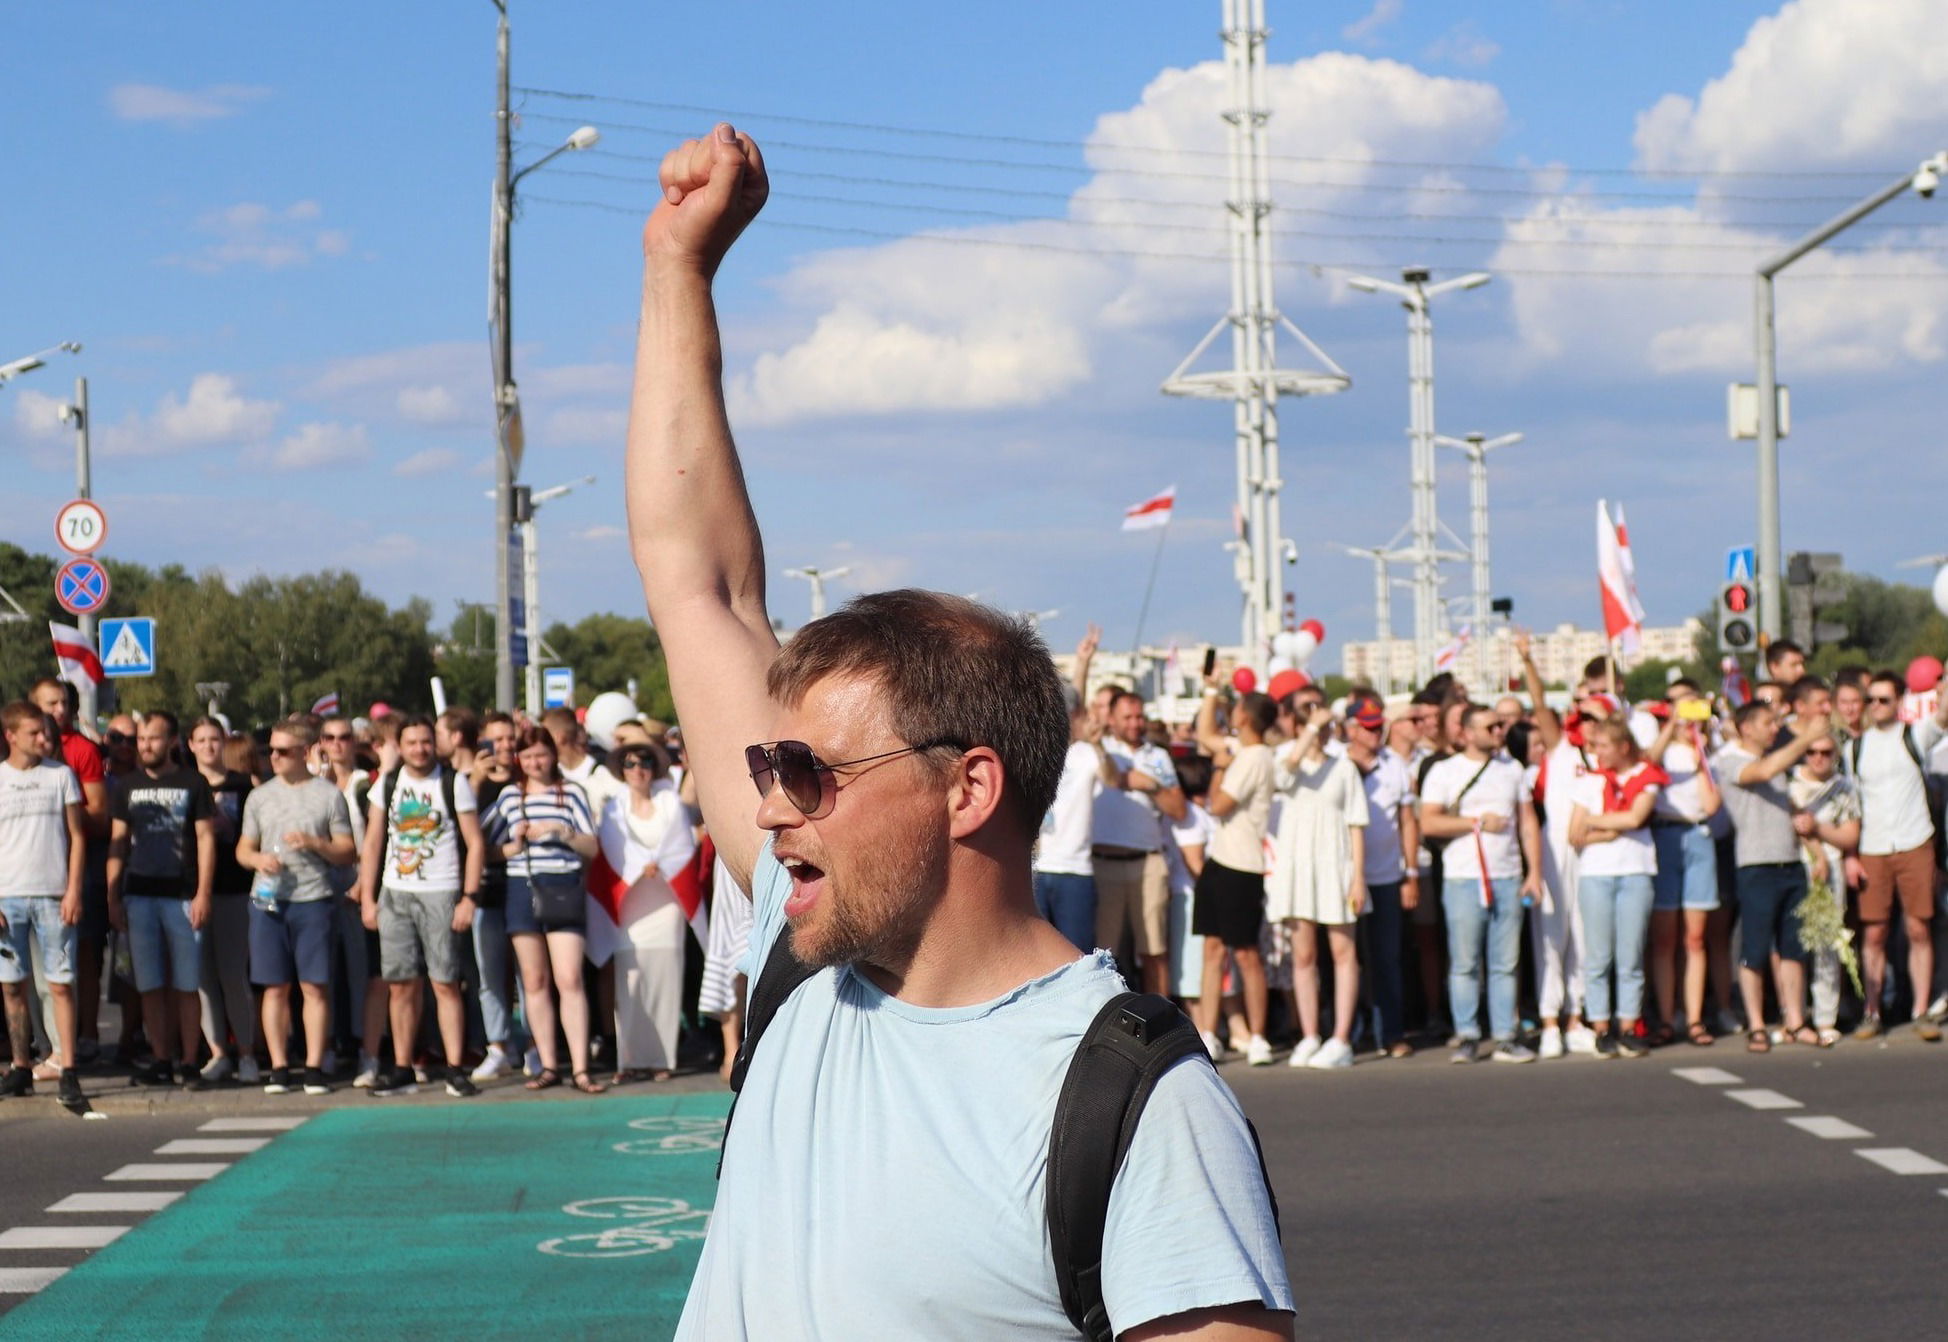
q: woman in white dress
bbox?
[1266,701,1368,1069]
[597,742,696,1083]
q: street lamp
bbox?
[490,0,599,711]
[783,566,852,623]
[1345,267,1490,685]
[1751,150,1945,642]
[0,342,82,386]
[485,474,594,714]
[1435,430,1521,695]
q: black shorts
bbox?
[1192,859,1265,950]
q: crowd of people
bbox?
[0,678,724,1105]
[1040,629,1948,1066]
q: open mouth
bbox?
[778,853,826,918]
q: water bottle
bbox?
[251,842,285,914]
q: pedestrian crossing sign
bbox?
[99,617,156,678]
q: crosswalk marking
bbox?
[1670,1066,1742,1086]
[198,1117,308,1133]
[153,1138,271,1156]
[1724,1088,1801,1111]
[48,1193,182,1215]
[1785,1116,1873,1140]
[0,1267,70,1294]
[103,1163,228,1182]
[1856,1148,1948,1176]
[0,1227,129,1251]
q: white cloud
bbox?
[1634,0,1948,174]
[572,524,625,542]
[392,447,465,478]
[542,405,627,446]
[85,373,282,458]
[10,389,67,440]
[1424,22,1500,69]
[397,385,465,425]
[251,421,372,471]
[166,200,351,273]
[1342,0,1403,45]
[107,82,269,126]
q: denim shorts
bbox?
[504,875,587,937]
[126,895,201,993]
[0,897,77,986]
[248,897,335,987]
[1651,823,1720,913]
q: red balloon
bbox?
[1266,669,1305,702]
[1907,656,1943,694]
[1230,667,1258,694]
[1298,618,1326,643]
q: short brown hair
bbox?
[2,701,45,736]
[766,589,1067,835]
[437,706,479,750]
[272,716,318,749]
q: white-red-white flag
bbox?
[1597,501,1641,653]
[1613,502,1647,656]
[1433,626,1471,674]
[310,691,341,716]
[589,781,708,945]
[1122,486,1175,532]
[49,621,103,694]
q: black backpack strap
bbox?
[1047,992,1264,1342]
[716,923,820,1178]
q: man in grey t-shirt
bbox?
[1712,700,1827,1051]
[238,719,355,1095]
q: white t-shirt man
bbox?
[1092,739,1177,853]
[1853,718,1943,855]
[379,767,477,893]
[1568,768,1659,878]
[1358,750,1415,887]
[0,759,81,898]
[1036,742,1101,878]
[1421,753,1531,882]
[679,842,1292,1339]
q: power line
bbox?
[513,84,1901,182]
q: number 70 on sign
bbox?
[55,500,108,556]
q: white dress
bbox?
[601,783,691,1072]
[1264,752,1367,927]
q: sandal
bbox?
[1650,1023,1677,1048]
[1746,1029,1771,1053]
[1817,1027,1842,1048]
[524,1067,562,1091]
[1686,1022,1715,1047]
[1787,1024,1822,1047]
[572,1071,607,1095]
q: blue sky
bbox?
[3,0,1943,670]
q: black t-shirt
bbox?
[113,767,215,898]
[473,771,513,909]
[203,769,253,896]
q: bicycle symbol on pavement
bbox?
[612,1114,727,1157]
[536,1196,714,1259]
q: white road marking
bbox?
[1856,1148,1948,1176]
[104,1163,228,1182]
[1671,1067,1743,1086]
[198,1117,307,1133]
[0,1226,129,1250]
[1724,1088,1802,1110]
[153,1138,269,1155]
[0,1267,69,1293]
[1786,1116,1874,1140]
[48,1192,182,1214]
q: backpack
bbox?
[720,925,1282,1341]
[1847,727,1947,866]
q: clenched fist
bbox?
[644,124,769,278]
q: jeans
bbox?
[1443,878,1524,1042]
[1578,874,1655,1022]
[1364,881,1406,1046]
[472,904,520,1048]
[126,895,200,993]
[0,897,75,986]
[1034,872,1098,955]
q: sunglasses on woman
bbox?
[745,737,965,818]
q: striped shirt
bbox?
[483,782,595,879]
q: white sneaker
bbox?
[1538,1026,1564,1060]
[1927,994,1948,1024]
[470,1044,511,1082]
[1244,1035,1273,1066]
[236,1057,262,1085]
[1286,1035,1323,1069]
[523,1047,543,1079]
[1563,1025,1598,1056]
[1307,1037,1354,1070]
[352,1056,380,1089]
[1198,1030,1227,1061]
[200,1054,235,1084]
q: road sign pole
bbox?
[73,378,97,729]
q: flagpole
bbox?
[1129,520,1171,666]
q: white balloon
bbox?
[1933,565,1948,619]
[1290,629,1320,663]
[583,691,641,751]
[1271,631,1302,660]
[1266,657,1294,677]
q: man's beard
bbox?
[792,824,948,971]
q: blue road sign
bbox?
[99,617,156,678]
[54,557,111,617]
[1727,547,1756,583]
[542,666,575,709]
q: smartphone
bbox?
[1676,698,1712,723]
[1201,647,1217,677]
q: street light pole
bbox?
[1346,268,1490,685]
[67,379,97,728]
[1435,430,1521,696]
[783,566,852,623]
[1753,150,1944,642]
[1331,541,1394,698]
[489,0,598,711]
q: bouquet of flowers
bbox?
[1796,872,1861,996]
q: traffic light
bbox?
[1718,579,1756,652]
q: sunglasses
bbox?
[746,737,965,818]
[106,731,133,746]
[1868,695,1899,705]
[619,753,655,771]
[322,732,354,743]
[1805,748,1835,758]
[268,745,304,758]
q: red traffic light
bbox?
[1723,582,1752,614]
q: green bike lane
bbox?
[5,1091,732,1339]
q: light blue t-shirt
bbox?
[676,844,1291,1340]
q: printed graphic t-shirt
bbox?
[113,767,214,898]
[378,768,477,893]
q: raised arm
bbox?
[626,126,779,892]
[1516,629,1561,754]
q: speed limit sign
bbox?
[54,499,108,556]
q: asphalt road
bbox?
[6,1037,1945,1336]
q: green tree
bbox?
[542,612,674,720]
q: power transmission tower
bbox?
[1162,0,1349,662]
